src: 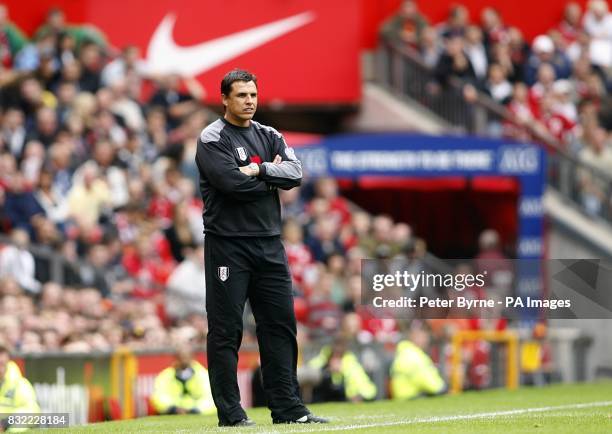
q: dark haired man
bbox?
[195,69,328,426]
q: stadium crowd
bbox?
[0,5,458,356]
[383,0,612,216]
[0,5,552,401]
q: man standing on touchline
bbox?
[195,69,329,427]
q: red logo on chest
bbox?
[250,155,262,164]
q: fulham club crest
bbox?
[218,266,229,282]
[235,147,248,161]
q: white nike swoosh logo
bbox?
[146,12,315,76]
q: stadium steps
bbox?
[545,188,612,259]
[342,83,451,134]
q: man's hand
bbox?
[239,155,281,177]
[239,163,259,177]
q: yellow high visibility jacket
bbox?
[0,361,41,432]
[390,340,445,400]
[309,347,377,401]
[150,361,216,415]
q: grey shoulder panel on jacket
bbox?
[199,119,225,143]
[251,120,284,140]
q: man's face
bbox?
[223,80,258,123]
[175,348,193,370]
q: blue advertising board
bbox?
[295,133,546,319]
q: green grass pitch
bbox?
[34,381,612,433]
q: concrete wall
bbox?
[548,223,612,381]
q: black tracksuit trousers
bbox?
[204,233,308,424]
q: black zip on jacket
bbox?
[195,118,302,237]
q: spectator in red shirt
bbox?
[282,218,313,292]
[314,177,351,227]
[529,63,557,117]
[474,229,513,295]
[537,94,578,145]
[306,272,342,339]
[480,7,509,48]
[557,2,583,45]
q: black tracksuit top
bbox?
[195,118,302,237]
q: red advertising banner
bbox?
[4,0,596,103]
[4,0,362,105]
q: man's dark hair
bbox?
[0,345,10,356]
[221,69,257,96]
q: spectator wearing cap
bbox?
[524,34,572,85]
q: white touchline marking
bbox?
[126,400,612,433]
[253,400,612,434]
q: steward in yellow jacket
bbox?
[151,346,216,415]
[390,333,446,400]
[0,346,40,432]
[308,338,377,402]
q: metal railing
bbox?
[376,37,612,225]
[0,234,84,285]
[377,37,507,135]
[548,152,612,221]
